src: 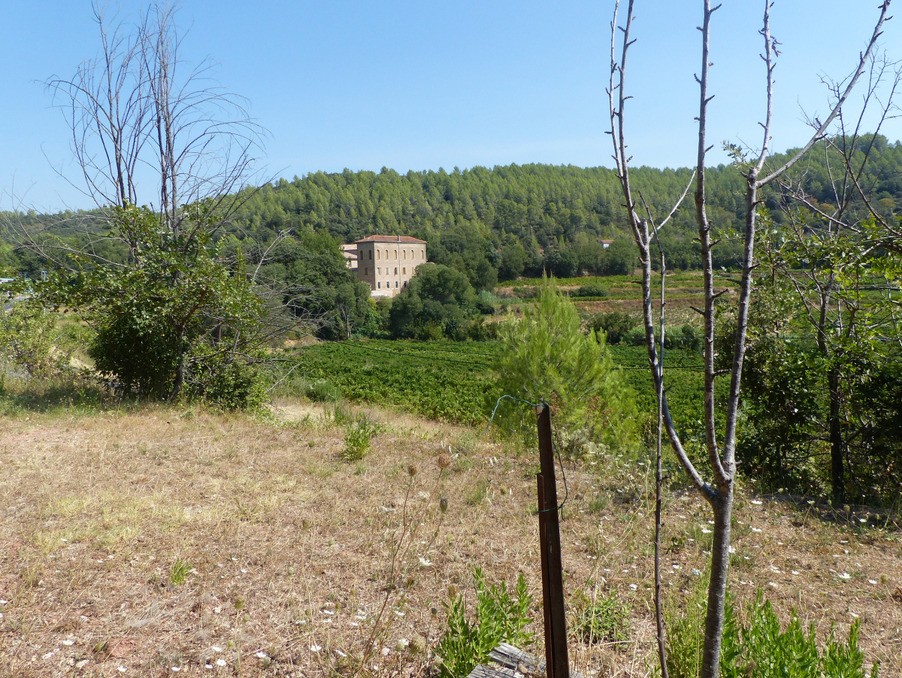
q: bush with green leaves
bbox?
[341,414,381,461]
[42,206,266,408]
[0,299,69,381]
[571,283,608,298]
[435,568,533,678]
[493,277,639,456]
[667,585,879,678]
[589,311,639,345]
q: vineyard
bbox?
[289,339,709,433]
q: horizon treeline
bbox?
[3,133,901,291]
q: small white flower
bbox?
[868,579,878,585]
[629,583,638,591]
[791,570,800,576]
[321,609,334,615]
[701,528,712,534]
[751,500,763,505]
[381,647,391,657]
[42,652,55,660]
[211,646,223,653]
[171,668,181,673]
[0,599,8,605]
[254,651,269,660]
[838,572,852,580]
[335,649,348,658]
[310,644,322,653]
[215,659,226,667]
[692,568,702,576]
[729,546,736,554]
[213,606,222,614]
[118,667,127,673]
[751,527,762,533]
[394,610,405,617]
[418,556,432,567]
[62,639,75,646]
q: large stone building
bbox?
[345,235,427,297]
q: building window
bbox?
[394,267,398,275]
[377,250,381,260]
[394,250,398,260]
[368,250,372,260]
[403,250,407,260]
[377,282,381,289]
[402,267,406,274]
[364,267,368,275]
[421,250,425,259]
[395,281,399,287]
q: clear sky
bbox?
[2,1,900,213]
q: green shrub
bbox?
[493,277,639,457]
[571,590,631,644]
[589,311,639,345]
[304,378,341,403]
[341,414,380,461]
[0,300,68,379]
[666,585,879,678]
[435,568,533,678]
[572,283,608,298]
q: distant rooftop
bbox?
[353,234,426,244]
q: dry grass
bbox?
[0,402,899,676]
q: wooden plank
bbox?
[468,643,584,678]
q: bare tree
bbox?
[607,1,891,676]
[47,3,262,246]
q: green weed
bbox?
[435,568,533,678]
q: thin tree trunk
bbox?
[702,491,733,677]
[828,367,845,504]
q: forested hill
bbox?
[3,134,901,285]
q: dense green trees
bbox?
[388,263,482,340]
[250,228,377,339]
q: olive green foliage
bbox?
[43,206,265,408]
[493,278,639,456]
[667,585,879,678]
[435,568,533,678]
[0,298,67,380]
[736,218,902,503]
[589,311,639,345]
[246,227,377,339]
[388,263,483,340]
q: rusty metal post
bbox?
[536,403,569,678]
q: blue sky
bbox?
[2,1,900,212]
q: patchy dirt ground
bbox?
[0,403,899,676]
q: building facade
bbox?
[348,235,427,297]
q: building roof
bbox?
[353,234,426,245]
